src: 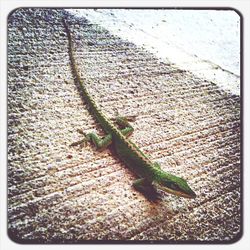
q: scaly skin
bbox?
[63,19,196,199]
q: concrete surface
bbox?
[68,9,240,96]
[8,8,241,243]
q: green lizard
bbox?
[63,19,196,200]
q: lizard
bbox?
[63,19,196,200]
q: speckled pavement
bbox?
[7,8,242,243]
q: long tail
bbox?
[63,19,91,102]
[62,19,117,134]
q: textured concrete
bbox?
[8,8,241,243]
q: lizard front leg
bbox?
[133,178,159,201]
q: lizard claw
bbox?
[126,115,137,122]
[80,139,89,148]
[76,129,85,135]
[69,139,86,147]
[70,129,90,147]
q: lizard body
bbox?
[63,20,196,199]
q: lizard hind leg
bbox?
[153,162,161,169]
[115,116,135,128]
[85,132,112,151]
[121,127,134,138]
[70,130,112,151]
[133,178,159,202]
[115,116,135,138]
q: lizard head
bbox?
[154,172,196,199]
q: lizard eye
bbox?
[170,183,179,191]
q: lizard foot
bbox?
[133,178,161,202]
[69,129,89,148]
